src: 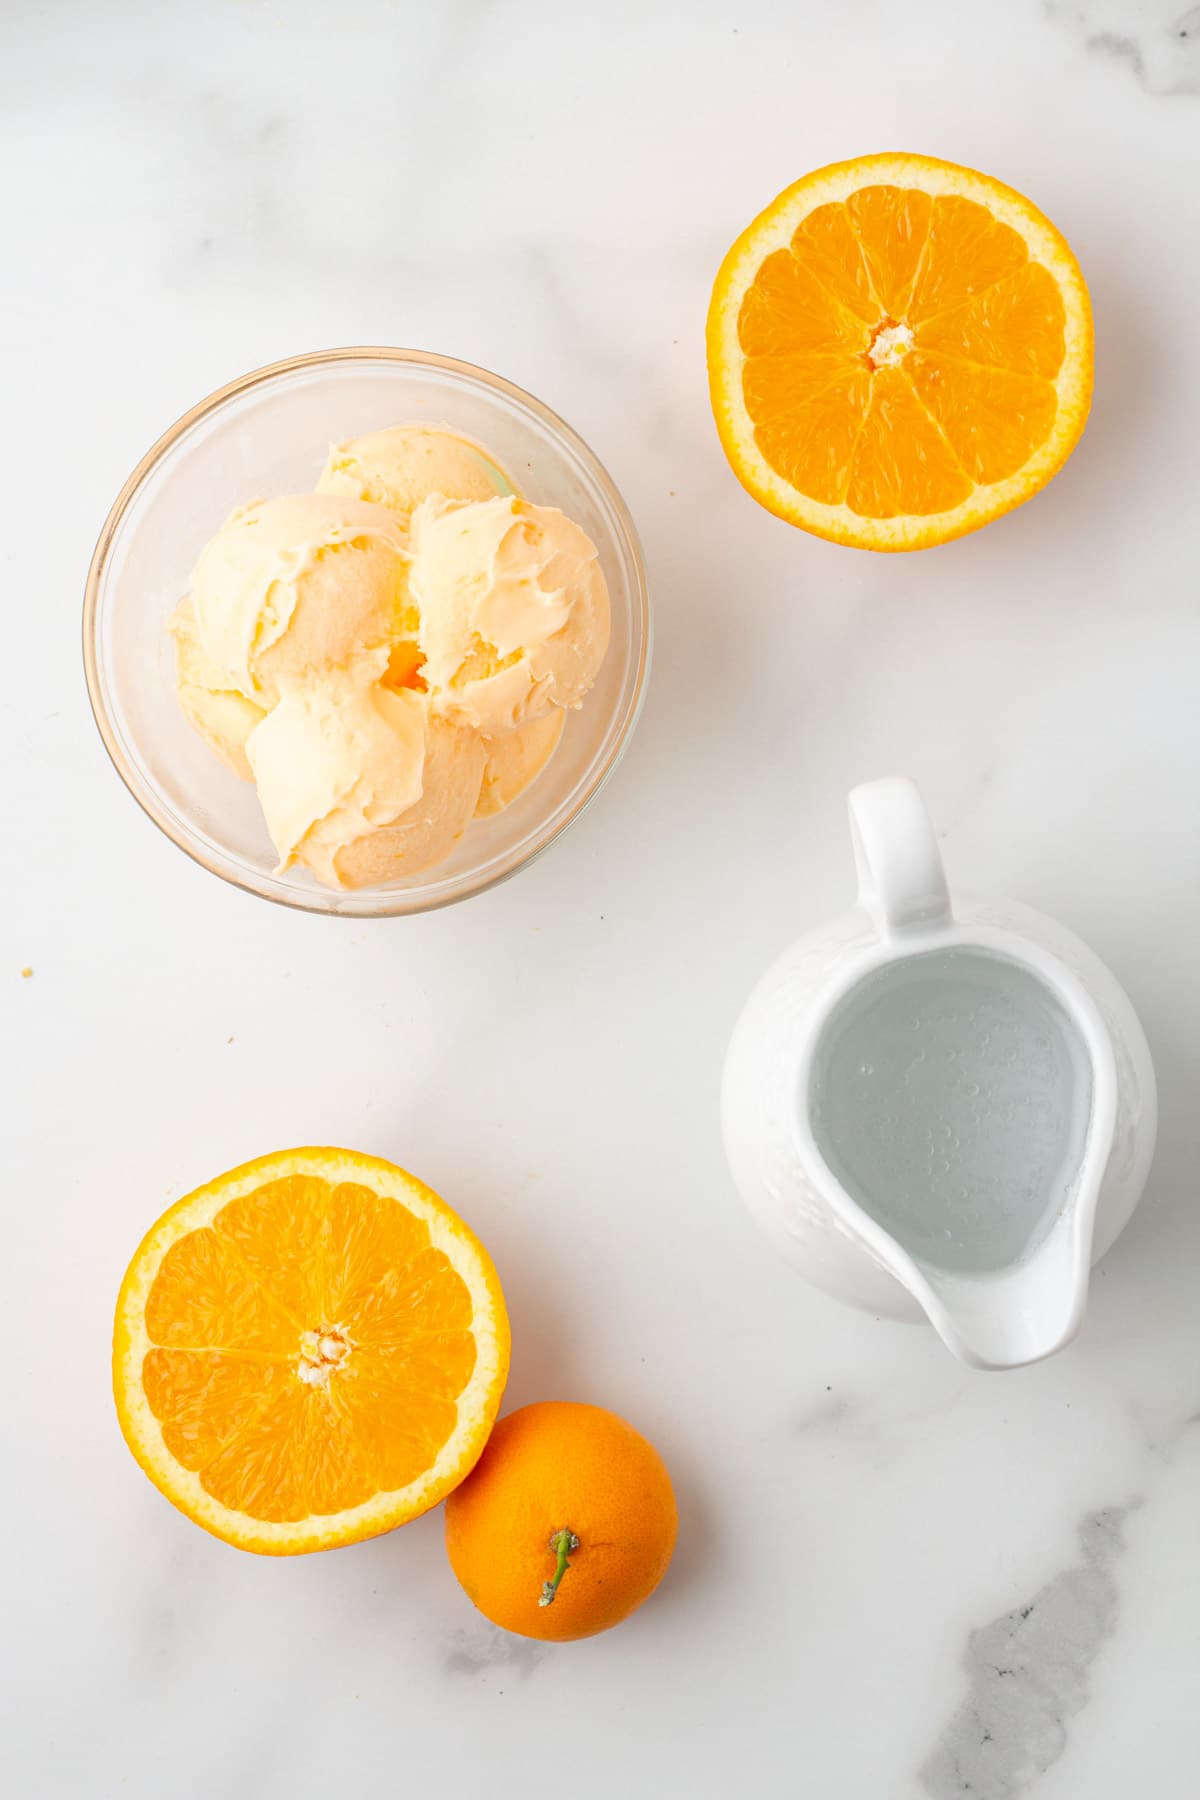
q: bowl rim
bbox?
[82,345,651,918]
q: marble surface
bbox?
[4,1,1199,1794]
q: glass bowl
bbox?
[83,348,650,917]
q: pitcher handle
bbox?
[848,777,952,938]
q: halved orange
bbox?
[113,1148,509,1554]
[707,153,1093,550]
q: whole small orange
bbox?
[444,1400,678,1641]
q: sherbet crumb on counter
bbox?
[168,426,611,890]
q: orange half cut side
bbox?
[707,153,1093,550]
[113,1147,510,1554]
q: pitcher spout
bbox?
[907,1215,1097,1370]
[877,1130,1115,1368]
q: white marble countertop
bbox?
[5,2,1199,1795]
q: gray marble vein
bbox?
[1047,0,1200,93]
[920,1508,1132,1799]
[444,1621,552,1682]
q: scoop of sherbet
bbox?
[168,598,266,780]
[317,426,516,522]
[190,494,411,706]
[475,708,566,819]
[410,496,610,735]
[247,672,484,889]
[332,714,487,888]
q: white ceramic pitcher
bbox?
[721,777,1157,1370]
